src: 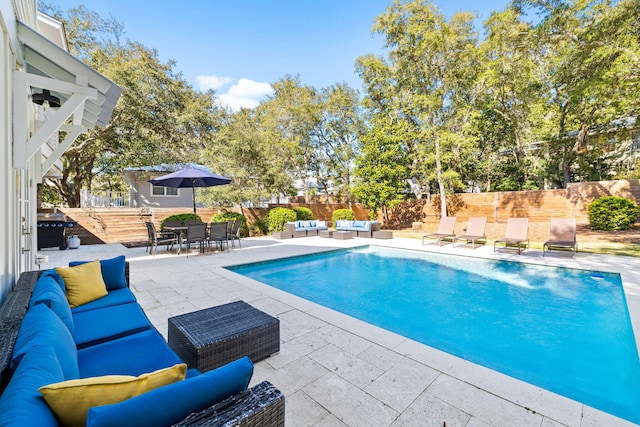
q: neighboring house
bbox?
[0,1,121,301]
[121,164,205,209]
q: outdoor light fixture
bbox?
[31,89,61,108]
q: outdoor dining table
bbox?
[164,226,188,254]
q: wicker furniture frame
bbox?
[174,380,284,426]
[0,266,284,426]
[168,301,280,372]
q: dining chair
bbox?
[208,222,229,252]
[228,219,242,248]
[185,223,208,257]
[144,221,178,255]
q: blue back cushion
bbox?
[0,345,64,426]
[86,356,254,427]
[69,255,127,290]
[40,268,66,291]
[70,287,136,314]
[30,275,74,334]
[12,304,79,380]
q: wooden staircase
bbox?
[55,208,223,247]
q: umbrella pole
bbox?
[192,182,197,217]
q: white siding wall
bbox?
[0,0,39,301]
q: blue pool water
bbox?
[228,246,640,423]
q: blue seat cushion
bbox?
[0,345,64,427]
[71,287,136,314]
[78,329,183,378]
[86,357,254,427]
[72,303,153,349]
[30,275,74,334]
[12,304,79,380]
[69,255,128,290]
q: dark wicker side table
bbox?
[168,301,280,372]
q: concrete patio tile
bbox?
[541,417,570,427]
[581,405,638,427]
[285,390,331,426]
[425,375,543,427]
[357,344,405,371]
[246,297,294,317]
[313,414,349,427]
[252,356,329,397]
[314,324,373,355]
[310,343,384,389]
[279,309,327,341]
[365,358,439,412]
[305,372,399,427]
[464,417,492,427]
[390,392,471,427]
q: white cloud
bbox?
[216,78,273,111]
[196,75,234,91]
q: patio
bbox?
[38,237,640,427]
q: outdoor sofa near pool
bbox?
[0,257,284,427]
[284,220,328,237]
[335,220,381,238]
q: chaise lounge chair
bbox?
[422,216,457,246]
[494,217,529,254]
[453,217,487,248]
[543,218,577,258]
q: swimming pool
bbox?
[228,246,640,423]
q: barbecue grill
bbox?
[37,213,76,250]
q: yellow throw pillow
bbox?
[56,260,108,308]
[140,363,187,390]
[39,363,187,427]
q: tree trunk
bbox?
[435,138,447,217]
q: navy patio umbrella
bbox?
[148,167,232,215]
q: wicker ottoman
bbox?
[333,231,353,240]
[168,301,280,372]
[318,230,334,238]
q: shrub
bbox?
[161,213,201,229]
[587,196,639,231]
[265,207,297,232]
[292,207,313,220]
[251,219,269,236]
[210,211,248,237]
[332,209,355,223]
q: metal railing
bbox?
[80,189,130,208]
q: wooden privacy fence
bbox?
[44,179,640,245]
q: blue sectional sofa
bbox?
[285,220,328,237]
[335,220,380,237]
[0,256,284,427]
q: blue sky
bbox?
[49,0,511,109]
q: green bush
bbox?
[250,219,269,236]
[332,209,355,223]
[210,211,248,237]
[292,207,313,220]
[265,207,297,232]
[587,196,639,231]
[160,213,201,229]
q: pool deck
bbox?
[39,236,640,427]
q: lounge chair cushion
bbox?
[72,303,153,349]
[85,357,254,427]
[69,255,128,290]
[56,261,108,308]
[70,287,137,314]
[39,364,186,427]
[77,329,183,378]
[0,345,63,427]
[30,275,75,334]
[12,304,79,380]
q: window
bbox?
[151,185,178,196]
